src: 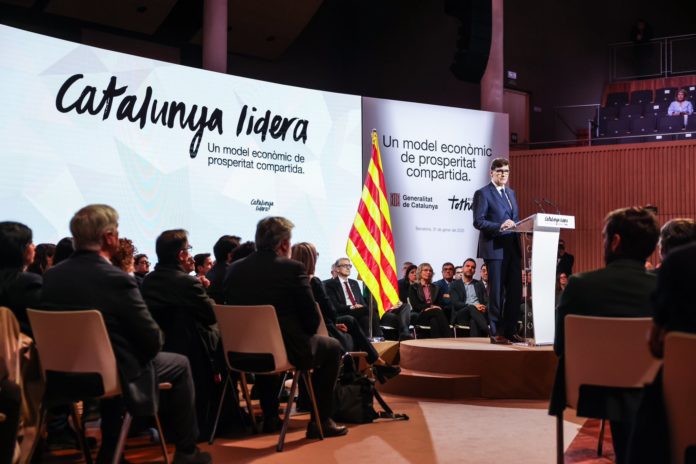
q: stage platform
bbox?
[378,338,558,400]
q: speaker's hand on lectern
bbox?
[500,219,516,231]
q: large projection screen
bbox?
[362,97,509,275]
[0,25,361,277]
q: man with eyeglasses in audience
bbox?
[434,262,456,320]
[324,257,384,339]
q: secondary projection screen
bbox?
[0,25,361,276]
[362,97,509,275]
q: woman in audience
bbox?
[408,263,452,338]
[667,88,693,116]
[0,222,41,335]
[398,264,417,303]
[111,237,136,273]
[290,242,399,382]
[52,237,74,265]
[26,243,55,276]
[555,272,568,307]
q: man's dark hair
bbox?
[134,253,148,266]
[53,237,74,265]
[441,262,455,269]
[490,158,509,171]
[212,235,241,263]
[660,218,696,258]
[463,258,477,267]
[155,229,189,266]
[0,221,33,268]
[194,253,211,269]
[231,241,256,262]
[604,207,659,262]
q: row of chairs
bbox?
[557,315,696,464]
[606,86,696,107]
[599,114,696,137]
[25,305,329,463]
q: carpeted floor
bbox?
[34,394,616,463]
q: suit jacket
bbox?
[449,278,488,312]
[549,258,656,417]
[205,262,229,304]
[473,182,521,260]
[323,277,366,317]
[408,282,445,313]
[397,277,411,303]
[0,270,42,336]
[41,250,163,415]
[141,263,218,358]
[653,242,696,333]
[223,250,319,369]
[557,252,575,276]
[310,277,338,325]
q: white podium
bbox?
[515,214,575,345]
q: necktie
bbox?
[343,281,357,306]
[501,188,512,210]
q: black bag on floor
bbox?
[332,356,378,424]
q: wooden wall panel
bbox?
[510,140,696,273]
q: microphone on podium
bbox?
[543,198,561,215]
[533,198,546,213]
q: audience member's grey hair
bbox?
[70,204,118,250]
[255,216,294,251]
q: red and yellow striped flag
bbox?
[346,129,400,317]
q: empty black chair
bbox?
[606,92,629,107]
[606,118,630,136]
[657,115,684,133]
[655,88,678,103]
[630,89,653,105]
[619,103,643,119]
[630,116,657,134]
[685,115,696,131]
[599,106,619,121]
[597,119,609,137]
[675,132,696,141]
[643,101,665,118]
[647,134,675,142]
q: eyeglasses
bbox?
[494,169,510,174]
[140,261,151,266]
[182,245,193,252]
[338,264,352,269]
[443,267,455,271]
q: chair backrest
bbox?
[213,304,291,374]
[663,332,696,464]
[0,307,21,383]
[564,315,660,409]
[27,309,121,398]
[315,303,329,337]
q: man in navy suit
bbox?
[472,158,522,344]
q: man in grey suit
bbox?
[549,206,659,464]
[41,204,210,464]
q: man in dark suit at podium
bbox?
[472,158,522,344]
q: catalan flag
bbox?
[346,129,400,317]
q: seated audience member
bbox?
[0,222,41,335]
[111,237,136,274]
[26,243,55,276]
[223,217,346,438]
[194,253,212,288]
[206,235,240,304]
[290,243,399,382]
[52,237,74,265]
[453,266,463,280]
[667,88,694,116]
[556,239,574,275]
[627,220,696,464]
[133,253,150,280]
[480,262,489,292]
[398,264,417,303]
[449,258,489,337]
[555,272,568,307]
[549,207,659,464]
[141,230,221,437]
[230,241,256,262]
[41,205,211,464]
[408,263,452,338]
[324,257,384,339]
[434,262,455,318]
